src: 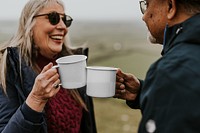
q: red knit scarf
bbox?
[36,54,83,133]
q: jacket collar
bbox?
[162,13,200,55]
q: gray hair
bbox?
[0,0,72,90]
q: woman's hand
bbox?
[114,69,140,101]
[26,63,60,112]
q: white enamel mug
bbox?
[86,66,117,98]
[53,55,87,89]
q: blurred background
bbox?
[0,0,162,133]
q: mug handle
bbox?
[51,65,63,87]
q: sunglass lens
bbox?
[48,12,72,27]
[48,12,60,25]
[65,21,72,27]
[62,16,72,27]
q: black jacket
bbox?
[0,47,97,133]
[128,14,200,133]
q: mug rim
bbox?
[56,55,87,64]
[86,66,117,71]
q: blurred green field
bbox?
[0,20,162,133]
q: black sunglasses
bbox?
[33,11,73,27]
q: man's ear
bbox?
[167,0,176,19]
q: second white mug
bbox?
[86,66,117,98]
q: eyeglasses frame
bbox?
[139,0,147,14]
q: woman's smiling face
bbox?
[32,2,68,59]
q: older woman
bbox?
[0,0,96,132]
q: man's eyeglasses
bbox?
[33,11,73,27]
[139,0,147,14]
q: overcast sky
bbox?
[0,0,142,21]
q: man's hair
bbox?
[177,0,200,14]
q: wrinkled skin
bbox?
[114,69,140,101]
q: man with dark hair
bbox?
[115,0,200,132]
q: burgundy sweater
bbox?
[37,54,83,133]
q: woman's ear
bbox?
[167,0,176,19]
